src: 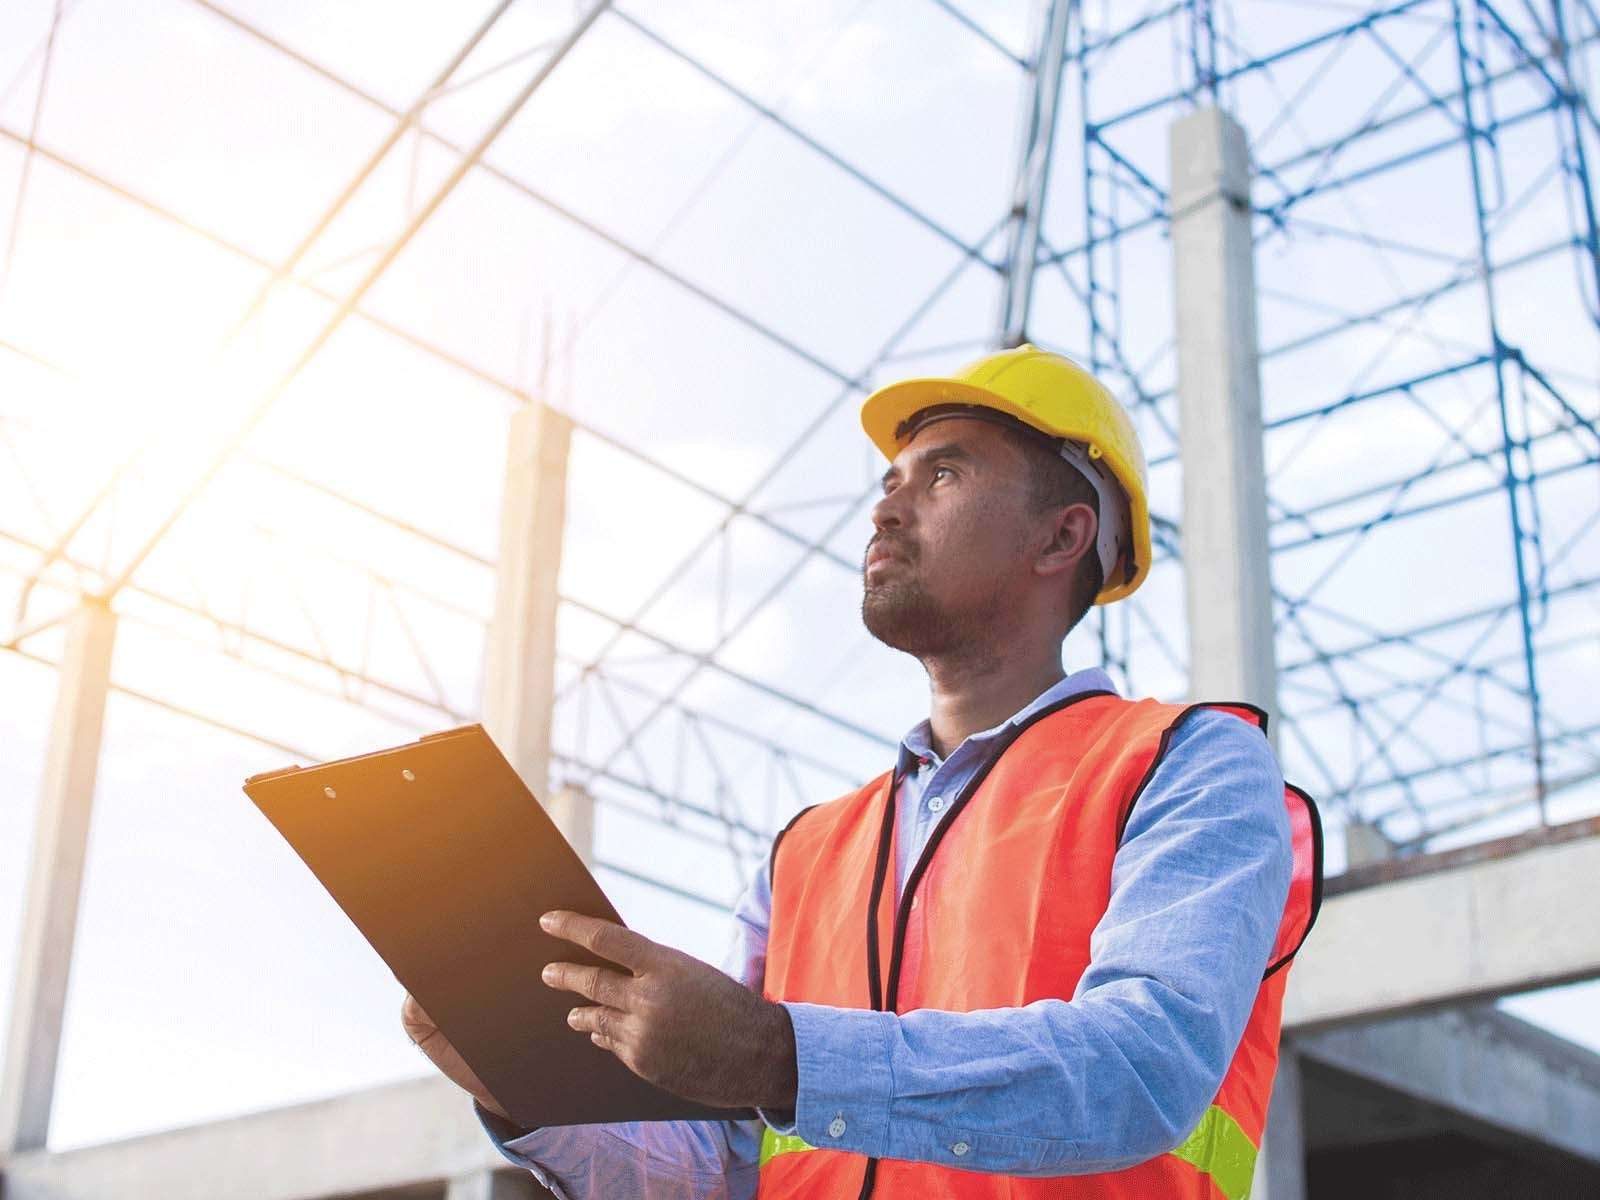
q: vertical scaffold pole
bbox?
[997,0,1074,347]
[1453,0,1549,819]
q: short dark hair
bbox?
[996,427,1104,635]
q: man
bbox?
[404,345,1320,1199]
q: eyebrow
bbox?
[880,442,975,488]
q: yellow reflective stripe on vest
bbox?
[1168,1104,1258,1200]
[759,1127,814,1167]
[760,1106,1255,1195]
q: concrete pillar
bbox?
[1251,1040,1307,1200]
[446,1166,547,1200]
[1,598,117,1154]
[547,783,595,867]
[483,402,572,805]
[1343,817,1393,869]
[1169,108,1279,734]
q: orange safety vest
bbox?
[758,690,1321,1200]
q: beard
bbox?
[861,571,964,656]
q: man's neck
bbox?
[921,642,1066,759]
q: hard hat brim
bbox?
[860,377,1052,464]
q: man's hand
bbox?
[539,909,798,1111]
[400,992,514,1122]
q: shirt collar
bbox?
[897,666,1119,772]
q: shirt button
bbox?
[927,794,946,813]
[828,1116,847,1138]
[952,1141,970,1156]
[910,894,920,910]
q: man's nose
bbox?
[870,487,906,533]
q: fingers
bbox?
[540,910,657,972]
[542,960,633,1008]
[567,1003,627,1051]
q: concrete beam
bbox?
[483,402,572,806]
[1285,830,1600,1028]
[1297,1006,1600,1165]
[4,845,1592,1200]
[1,599,117,1154]
[1170,107,1278,730]
[0,1075,505,1200]
[447,1165,547,1200]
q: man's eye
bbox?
[931,466,953,482]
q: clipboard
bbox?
[243,724,756,1128]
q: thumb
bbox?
[401,993,436,1038]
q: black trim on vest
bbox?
[767,803,822,897]
[858,1156,879,1199]
[853,688,1118,1200]
[1114,701,1271,844]
[864,769,902,1013]
[1116,702,1205,844]
[1263,782,1324,980]
[1107,701,1325,980]
[1237,700,1271,738]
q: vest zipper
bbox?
[852,689,1115,1200]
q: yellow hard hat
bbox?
[859,343,1150,604]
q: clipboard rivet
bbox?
[401,769,415,782]
[324,786,337,799]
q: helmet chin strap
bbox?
[1056,440,1129,591]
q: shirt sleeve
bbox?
[776,708,1294,1175]
[473,858,776,1199]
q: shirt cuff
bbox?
[780,1001,897,1159]
[755,1103,799,1135]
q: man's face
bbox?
[861,417,1040,656]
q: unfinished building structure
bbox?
[2,1,1598,1196]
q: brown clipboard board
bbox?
[243,723,755,1128]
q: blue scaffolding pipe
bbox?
[1454,0,1551,816]
[1065,0,1600,847]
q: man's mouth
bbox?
[865,541,912,571]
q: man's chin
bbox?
[861,586,949,655]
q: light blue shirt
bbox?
[474,667,1293,1198]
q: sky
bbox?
[0,0,1597,1151]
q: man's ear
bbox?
[1034,502,1097,581]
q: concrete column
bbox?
[1169,108,1279,733]
[1251,1039,1307,1200]
[483,402,572,805]
[446,1166,547,1200]
[1,598,117,1154]
[1343,817,1392,868]
[546,783,595,867]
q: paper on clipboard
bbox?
[243,724,755,1128]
